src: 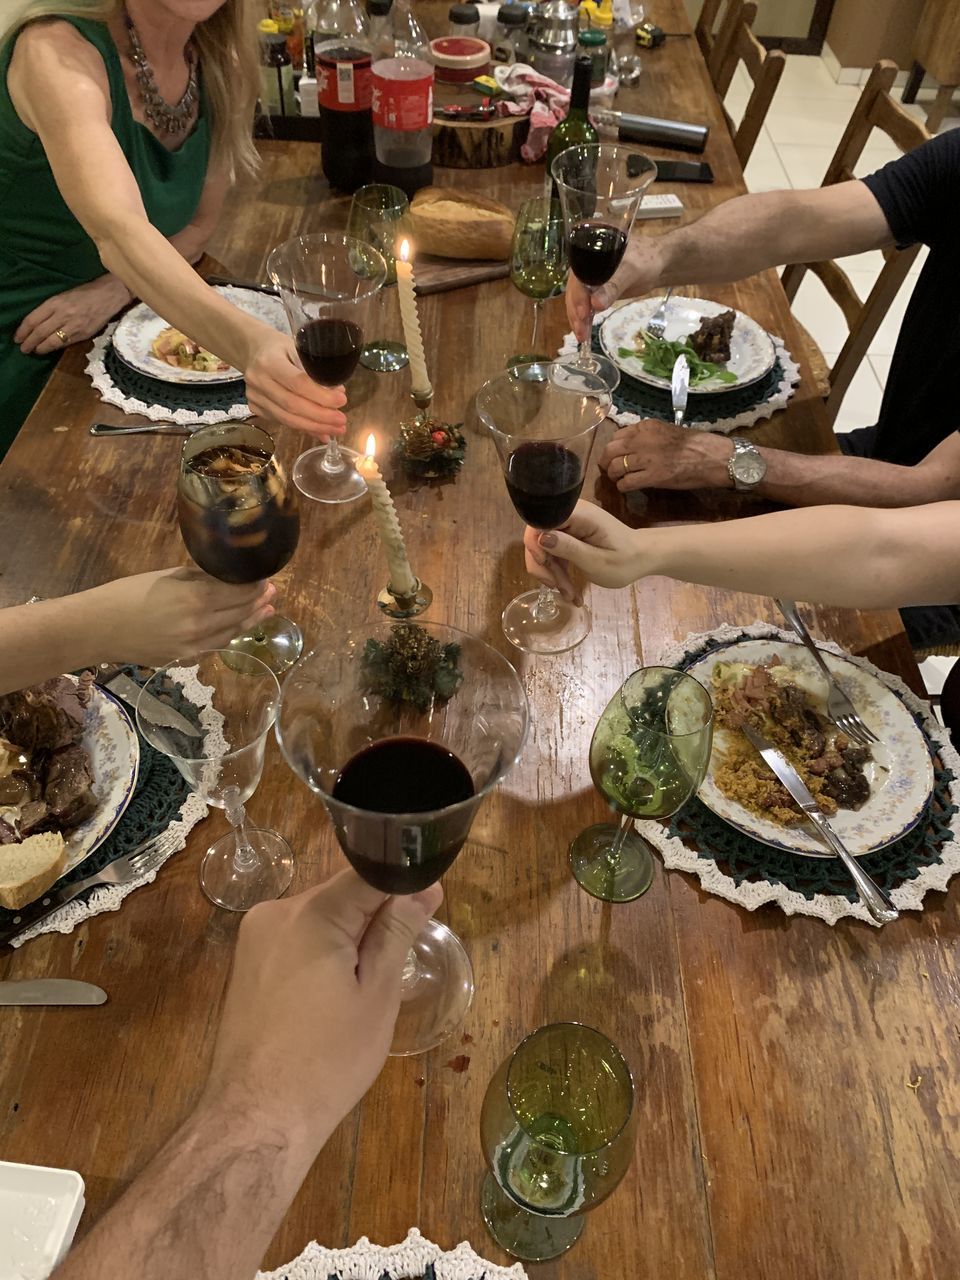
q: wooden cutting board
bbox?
[413,256,511,294]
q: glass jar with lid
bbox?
[577,27,608,85]
[448,3,480,36]
[493,3,527,64]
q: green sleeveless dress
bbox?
[0,15,210,458]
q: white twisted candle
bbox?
[357,440,417,597]
[396,240,432,401]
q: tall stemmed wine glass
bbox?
[136,650,294,912]
[178,422,302,675]
[551,144,657,388]
[347,183,411,372]
[570,666,713,903]
[266,232,387,503]
[509,196,568,368]
[276,620,529,1055]
[477,361,611,655]
[480,1022,636,1261]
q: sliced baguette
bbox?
[410,187,514,261]
[0,831,67,910]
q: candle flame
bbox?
[398,239,410,263]
[364,433,376,459]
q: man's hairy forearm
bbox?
[55,1100,323,1280]
[753,448,960,507]
[642,502,960,608]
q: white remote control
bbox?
[636,193,684,219]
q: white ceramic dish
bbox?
[685,637,934,859]
[111,285,288,385]
[0,1160,85,1277]
[599,296,777,395]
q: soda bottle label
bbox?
[318,50,373,111]
[371,68,433,131]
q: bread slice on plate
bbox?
[0,833,66,910]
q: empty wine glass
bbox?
[276,620,529,1055]
[347,183,411,373]
[570,666,713,902]
[136,651,294,912]
[266,232,387,504]
[480,1022,636,1261]
[477,360,611,655]
[551,144,657,388]
[178,422,302,675]
[509,196,567,368]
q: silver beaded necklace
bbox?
[124,7,199,135]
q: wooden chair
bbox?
[707,0,786,167]
[694,0,726,63]
[780,62,931,426]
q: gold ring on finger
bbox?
[55,328,68,345]
[622,454,631,474]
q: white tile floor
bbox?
[725,54,960,690]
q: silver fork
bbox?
[646,286,674,339]
[1,829,182,947]
[776,599,880,747]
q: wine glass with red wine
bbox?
[477,361,611,655]
[178,422,303,674]
[266,232,387,504]
[551,144,657,387]
[276,620,529,1056]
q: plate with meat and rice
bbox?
[599,297,777,394]
[683,638,934,858]
[0,676,139,905]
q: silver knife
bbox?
[90,422,194,436]
[98,667,201,738]
[671,353,690,428]
[0,979,107,1006]
[204,275,280,297]
[742,724,898,925]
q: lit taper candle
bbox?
[395,239,432,402]
[356,434,417,597]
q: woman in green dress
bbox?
[0,0,347,458]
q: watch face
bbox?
[737,457,766,484]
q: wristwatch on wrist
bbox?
[727,436,767,491]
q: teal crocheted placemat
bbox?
[106,344,248,413]
[591,330,785,425]
[0,672,191,931]
[669,631,954,904]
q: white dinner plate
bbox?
[111,285,288,385]
[0,1160,85,1275]
[685,638,934,859]
[62,676,140,875]
[599,296,777,395]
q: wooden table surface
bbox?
[2,5,958,1277]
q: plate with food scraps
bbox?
[0,675,140,880]
[683,638,933,858]
[599,297,777,395]
[111,285,288,385]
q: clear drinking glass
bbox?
[551,143,657,389]
[509,196,568,367]
[477,360,610,655]
[347,183,411,372]
[570,666,714,902]
[177,422,303,675]
[480,1022,636,1261]
[276,620,529,1055]
[266,232,387,504]
[136,651,294,912]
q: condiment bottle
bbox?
[258,20,295,115]
[448,3,480,36]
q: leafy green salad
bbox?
[618,330,738,386]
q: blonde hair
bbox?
[1,0,261,179]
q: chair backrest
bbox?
[695,0,726,61]
[708,0,786,167]
[780,61,932,424]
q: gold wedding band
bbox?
[54,328,68,345]
[622,453,631,474]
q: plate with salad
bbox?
[599,297,777,396]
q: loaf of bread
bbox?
[0,831,66,910]
[409,187,514,261]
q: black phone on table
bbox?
[649,159,714,182]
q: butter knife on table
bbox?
[0,980,107,1006]
[96,665,201,739]
[90,422,193,436]
[741,724,898,925]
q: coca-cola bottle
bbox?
[313,0,375,192]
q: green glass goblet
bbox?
[347,183,411,373]
[508,195,567,368]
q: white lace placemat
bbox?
[85,322,251,425]
[639,622,960,927]
[559,307,801,435]
[10,666,215,946]
[257,1228,527,1280]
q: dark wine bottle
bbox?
[546,54,599,182]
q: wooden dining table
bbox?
[2,3,959,1277]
